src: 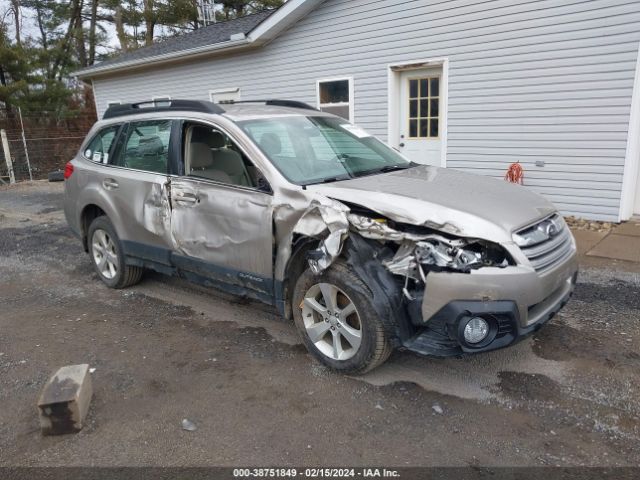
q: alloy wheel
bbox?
[91,229,118,280]
[301,283,362,361]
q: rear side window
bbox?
[83,125,120,164]
[113,120,172,174]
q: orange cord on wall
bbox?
[505,162,524,185]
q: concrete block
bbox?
[37,364,93,435]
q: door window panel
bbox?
[185,123,259,188]
[83,125,120,164]
[408,77,440,139]
[114,120,171,173]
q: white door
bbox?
[398,68,442,166]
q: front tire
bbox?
[87,216,143,289]
[292,260,392,374]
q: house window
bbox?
[317,77,353,122]
[408,77,439,138]
[210,87,241,104]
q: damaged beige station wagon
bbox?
[64,99,578,373]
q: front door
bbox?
[169,122,274,298]
[398,68,442,166]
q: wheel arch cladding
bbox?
[341,234,413,347]
[80,204,107,251]
[281,235,322,320]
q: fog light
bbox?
[463,317,489,344]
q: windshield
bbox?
[237,115,413,185]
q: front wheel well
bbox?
[80,204,107,251]
[282,235,321,321]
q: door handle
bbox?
[102,178,119,190]
[175,192,199,204]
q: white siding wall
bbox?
[93,0,640,221]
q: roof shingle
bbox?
[87,10,275,72]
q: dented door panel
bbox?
[100,168,173,263]
[169,177,274,292]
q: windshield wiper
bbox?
[353,163,414,178]
[303,174,353,186]
[378,164,411,173]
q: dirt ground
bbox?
[0,181,639,467]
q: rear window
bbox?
[83,125,120,164]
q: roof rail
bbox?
[220,99,318,111]
[103,99,225,119]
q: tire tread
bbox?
[293,260,393,374]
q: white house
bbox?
[76,0,640,222]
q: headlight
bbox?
[348,212,512,278]
[414,238,510,272]
[415,240,483,271]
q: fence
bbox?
[0,107,96,183]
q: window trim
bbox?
[209,87,241,104]
[316,76,354,123]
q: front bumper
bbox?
[402,250,578,357]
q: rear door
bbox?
[168,121,274,299]
[104,118,176,265]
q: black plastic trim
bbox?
[402,273,577,357]
[103,100,224,119]
[221,99,318,111]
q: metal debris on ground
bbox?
[181,418,197,431]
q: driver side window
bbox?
[184,123,264,189]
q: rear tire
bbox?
[48,170,64,182]
[292,260,392,374]
[87,216,143,289]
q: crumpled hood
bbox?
[306,165,556,243]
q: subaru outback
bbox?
[64,99,578,373]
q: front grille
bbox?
[516,214,574,273]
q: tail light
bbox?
[63,162,74,180]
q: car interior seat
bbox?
[188,127,233,184]
[207,130,252,187]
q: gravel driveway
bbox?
[1,181,639,467]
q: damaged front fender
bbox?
[292,197,350,274]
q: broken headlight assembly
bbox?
[347,213,513,281]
